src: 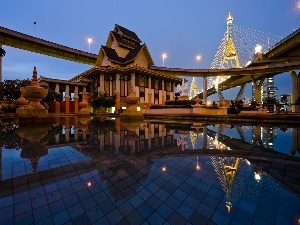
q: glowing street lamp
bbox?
[162,53,167,67]
[255,44,262,53]
[87,38,93,52]
[196,54,202,62]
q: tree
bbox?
[90,91,117,112]
[0,48,6,57]
[280,94,289,104]
[41,89,63,106]
[0,79,31,102]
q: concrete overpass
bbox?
[0,26,97,81]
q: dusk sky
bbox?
[1,0,300,100]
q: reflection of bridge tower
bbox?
[210,157,250,212]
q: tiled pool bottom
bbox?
[0,147,299,225]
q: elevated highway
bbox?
[0,26,97,81]
[0,26,97,64]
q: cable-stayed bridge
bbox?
[0,15,300,106]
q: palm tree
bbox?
[0,48,6,57]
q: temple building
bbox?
[40,24,182,113]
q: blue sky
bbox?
[1,0,299,100]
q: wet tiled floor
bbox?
[0,146,299,225]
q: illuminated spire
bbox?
[227,12,233,22]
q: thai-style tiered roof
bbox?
[69,24,181,83]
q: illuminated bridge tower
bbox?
[209,13,241,100]
[221,13,240,70]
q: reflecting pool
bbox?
[0,117,299,225]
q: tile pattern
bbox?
[0,146,299,225]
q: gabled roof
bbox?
[114,24,141,44]
[111,31,138,49]
[101,45,122,63]
[101,44,149,66]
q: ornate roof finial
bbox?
[227,12,233,21]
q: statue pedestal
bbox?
[178,95,189,100]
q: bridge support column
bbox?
[0,42,2,82]
[290,71,300,113]
[217,88,225,102]
[251,76,264,103]
[235,84,246,101]
[203,76,207,104]
[290,128,300,156]
[203,125,207,149]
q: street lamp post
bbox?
[162,53,167,67]
[87,38,93,52]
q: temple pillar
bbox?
[65,85,70,113]
[290,71,300,112]
[53,83,59,113]
[203,76,208,104]
[148,77,152,106]
[74,86,79,113]
[131,73,136,95]
[99,75,104,92]
[115,74,120,112]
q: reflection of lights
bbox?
[245,159,251,165]
[161,165,167,172]
[226,201,232,213]
[254,172,261,182]
[196,156,200,171]
[87,181,92,187]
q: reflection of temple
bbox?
[0,117,178,200]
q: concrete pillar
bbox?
[203,76,208,104]
[0,147,2,181]
[290,71,300,112]
[203,125,207,149]
[252,76,264,103]
[235,84,246,101]
[290,128,300,156]
[65,85,70,113]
